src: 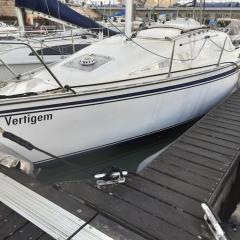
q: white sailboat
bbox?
[99,16,143,33]
[0,22,18,36]
[216,18,240,46]
[0,6,239,163]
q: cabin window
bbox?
[216,21,231,28]
[29,44,90,56]
[0,36,15,40]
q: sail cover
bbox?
[15,0,117,36]
[226,20,240,36]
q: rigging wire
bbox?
[41,0,210,62]
[56,0,61,20]
[54,0,64,56]
[75,2,96,28]
[209,38,236,53]
[87,0,212,62]
[129,36,208,62]
[88,0,129,34]
[42,0,94,54]
[44,0,51,17]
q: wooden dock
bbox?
[2,89,240,239]
[0,203,53,240]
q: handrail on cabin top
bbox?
[0,41,64,90]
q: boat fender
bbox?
[0,151,38,177]
[0,127,57,160]
[0,129,34,151]
[0,128,94,177]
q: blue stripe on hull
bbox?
[0,67,237,116]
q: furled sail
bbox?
[15,0,117,36]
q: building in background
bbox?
[144,0,176,7]
[0,0,16,19]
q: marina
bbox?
[1,0,240,239]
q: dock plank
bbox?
[220,101,240,110]
[103,184,203,236]
[90,215,148,240]
[226,97,240,104]
[0,203,13,220]
[210,109,240,123]
[37,234,55,240]
[184,130,240,150]
[7,222,44,240]
[126,176,203,218]
[203,115,240,130]
[180,135,237,156]
[191,125,240,144]
[208,114,240,128]
[149,157,218,190]
[221,102,240,112]
[0,203,54,240]
[0,212,27,239]
[164,146,227,171]
[141,168,210,202]
[61,180,198,240]
[197,121,240,137]
[173,141,230,163]
[159,153,223,180]
[200,117,240,132]
[213,108,240,119]
[218,106,240,116]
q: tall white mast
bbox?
[15,7,25,36]
[125,0,133,38]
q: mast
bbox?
[203,0,206,24]
[192,0,196,20]
[15,7,25,36]
[230,1,233,18]
[125,0,133,38]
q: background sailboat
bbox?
[0,0,119,80]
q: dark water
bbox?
[36,121,195,184]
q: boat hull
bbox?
[0,66,238,163]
